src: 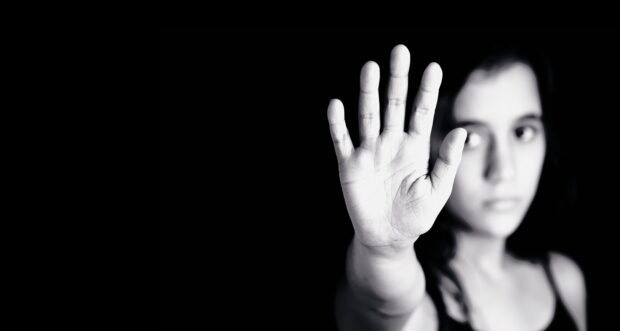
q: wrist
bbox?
[352,235,416,260]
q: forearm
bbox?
[345,236,426,317]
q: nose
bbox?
[485,139,515,183]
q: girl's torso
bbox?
[405,253,580,331]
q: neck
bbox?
[453,230,509,277]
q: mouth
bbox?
[482,198,521,211]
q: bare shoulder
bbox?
[548,251,587,330]
[548,251,586,298]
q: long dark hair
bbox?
[414,41,573,329]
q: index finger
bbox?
[407,62,442,140]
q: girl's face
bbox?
[447,62,546,238]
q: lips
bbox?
[482,198,521,211]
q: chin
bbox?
[467,211,526,238]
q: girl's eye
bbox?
[464,131,482,149]
[514,125,537,142]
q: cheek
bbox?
[517,142,546,192]
[448,152,485,210]
[453,151,485,192]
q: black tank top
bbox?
[433,256,579,331]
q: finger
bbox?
[328,99,354,163]
[408,62,442,140]
[359,61,380,148]
[430,128,467,197]
[383,44,410,133]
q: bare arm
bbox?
[328,45,466,330]
[334,239,427,331]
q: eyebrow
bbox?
[455,113,542,127]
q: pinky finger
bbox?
[327,99,354,163]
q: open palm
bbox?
[328,45,467,250]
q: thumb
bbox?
[430,128,467,200]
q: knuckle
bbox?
[388,97,405,108]
[359,112,377,120]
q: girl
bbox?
[328,44,586,331]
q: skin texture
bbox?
[329,44,466,330]
[328,45,467,253]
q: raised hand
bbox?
[328,45,467,252]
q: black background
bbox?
[160,28,617,330]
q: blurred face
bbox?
[447,62,546,238]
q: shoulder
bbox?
[547,251,587,330]
[548,251,586,298]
